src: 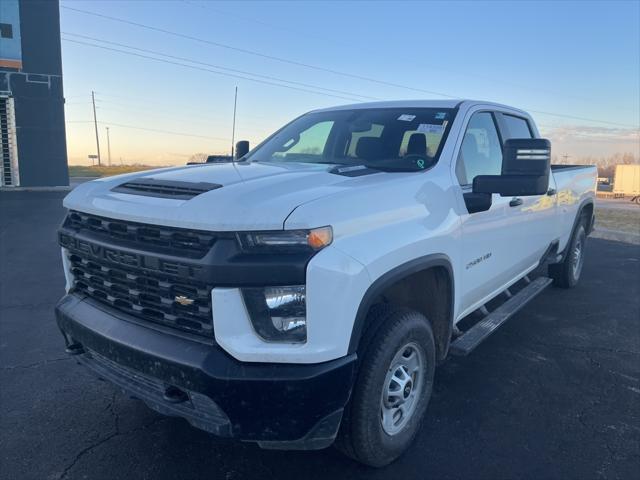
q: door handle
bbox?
[547,188,557,196]
[509,198,523,207]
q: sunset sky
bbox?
[60,0,640,165]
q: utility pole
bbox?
[230,86,238,159]
[106,126,112,166]
[561,154,571,163]
[91,91,101,166]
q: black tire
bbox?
[549,222,587,288]
[336,306,435,467]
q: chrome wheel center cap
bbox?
[403,382,412,398]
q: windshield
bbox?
[244,107,456,172]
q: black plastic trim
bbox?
[112,178,222,199]
[55,294,356,444]
[347,254,454,355]
[550,165,594,172]
[59,225,314,287]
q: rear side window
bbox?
[502,115,533,139]
[456,112,503,186]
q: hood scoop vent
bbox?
[112,178,222,199]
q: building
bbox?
[0,0,68,187]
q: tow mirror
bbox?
[235,140,250,160]
[473,138,551,196]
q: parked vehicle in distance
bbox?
[186,154,234,165]
[206,154,233,164]
[55,100,597,466]
[613,164,640,203]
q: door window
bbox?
[502,115,533,139]
[456,112,503,186]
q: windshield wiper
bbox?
[361,158,431,172]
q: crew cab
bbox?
[55,100,597,466]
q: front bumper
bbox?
[55,294,356,449]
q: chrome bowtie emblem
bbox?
[174,295,195,306]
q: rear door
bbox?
[496,113,557,273]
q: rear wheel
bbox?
[336,306,435,467]
[549,222,587,288]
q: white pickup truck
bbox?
[56,100,597,466]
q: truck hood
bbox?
[63,162,383,231]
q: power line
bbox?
[99,121,228,141]
[92,92,292,124]
[62,5,639,129]
[63,32,378,101]
[65,117,229,140]
[62,37,368,103]
[61,6,455,99]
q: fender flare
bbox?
[347,253,455,356]
[558,198,595,261]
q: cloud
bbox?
[538,125,640,157]
[539,125,640,142]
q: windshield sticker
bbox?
[435,112,447,120]
[416,123,445,134]
[397,114,416,122]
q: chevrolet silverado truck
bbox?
[55,100,597,466]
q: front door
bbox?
[456,111,516,317]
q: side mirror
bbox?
[235,140,250,160]
[473,138,551,196]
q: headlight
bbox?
[242,286,307,343]
[237,226,332,253]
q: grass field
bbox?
[595,207,640,235]
[68,165,163,177]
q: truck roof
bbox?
[313,99,529,116]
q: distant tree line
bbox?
[552,152,638,178]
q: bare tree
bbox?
[188,153,209,164]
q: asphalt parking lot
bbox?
[1,190,639,480]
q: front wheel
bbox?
[336,306,435,467]
[549,222,587,288]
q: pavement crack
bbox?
[56,414,169,479]
[58,431,120,480]
[1,356,72,371]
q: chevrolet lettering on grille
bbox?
[59,233,202,277]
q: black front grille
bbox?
[64,210,218,258]
[67,248,214,338]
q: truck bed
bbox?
[551,164,597,251]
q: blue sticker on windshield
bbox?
[416,159,425,169]
[435,112,447,120]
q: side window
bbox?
[456,112,503,185]
[502,115,533,139]
[272,121,333,159]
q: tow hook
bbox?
[163,385,189,404]
[65,343,85,355]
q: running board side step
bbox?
[450,276,553,356]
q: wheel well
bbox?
[366,266,453,362]
[581,202,594,233]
